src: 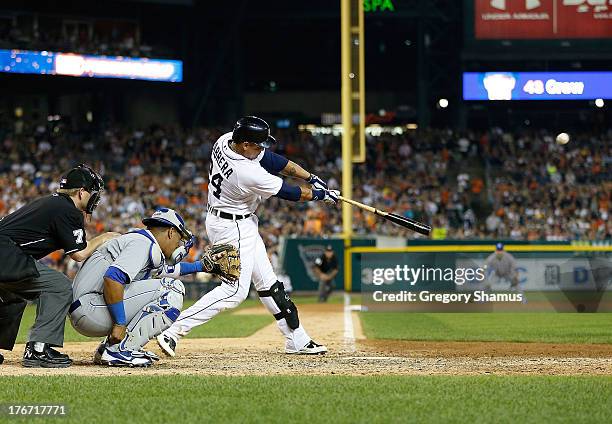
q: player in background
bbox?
[158,116,339,356]
[314,245,339,303]
[484,243,524,299]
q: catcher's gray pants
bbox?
[0,261,72,349]
[69,279,168,337]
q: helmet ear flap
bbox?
[232,116,276,147]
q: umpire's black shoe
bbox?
[23,342,72,368]
[47,346,70,360]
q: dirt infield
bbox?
[2,302,612,376]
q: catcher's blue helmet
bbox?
[142,208,192,240]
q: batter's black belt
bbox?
[207,205,252,221]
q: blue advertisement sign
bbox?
[0,49,182,82]
[463,71,612,100]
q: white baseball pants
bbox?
[163,213,311,351]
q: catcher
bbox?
[68,208,239,367]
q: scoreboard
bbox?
[474,0,612,40]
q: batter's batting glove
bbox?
[322,189,340,205]
[200,243,241,284]
[307,173,328,190]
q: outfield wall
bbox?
[280,238,611,294]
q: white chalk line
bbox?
[343,292,356,353]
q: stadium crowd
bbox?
[0,118,610,273]
[0,14,153,58]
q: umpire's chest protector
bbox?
[0,235,40,283]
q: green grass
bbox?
[291,293,347,305]
[183,314,273,338]
[360,312,612,344]
[1,376,611,423]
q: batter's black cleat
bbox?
[23,342,72,368]
[156,334,177,357]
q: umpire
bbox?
[314,245,339,303]
[0,164,117,368]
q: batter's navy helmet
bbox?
[232,116,277,148]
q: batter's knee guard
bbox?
[257,281,300,330]
[123,278,185,351]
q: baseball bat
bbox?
[337,195,432,236]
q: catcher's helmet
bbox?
[142,208,192,240]
[142,208,194,265]
[232,116,276,148]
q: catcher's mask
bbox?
[142,208,194,265]
[59,164,105,214]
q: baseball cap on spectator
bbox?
[496,242,504,251]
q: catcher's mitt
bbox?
[200,243,240,283]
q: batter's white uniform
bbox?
[162,132,313,351]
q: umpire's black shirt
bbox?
[317,254,338,274]
[0,193,87,259]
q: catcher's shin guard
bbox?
[257,281,300,330]
[123,278,185,351]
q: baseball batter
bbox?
[158,116,339,356]
[70,208,237,367]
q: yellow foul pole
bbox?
[341,0,365,292]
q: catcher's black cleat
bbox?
[23,342,72,368]
[156,334,177,357]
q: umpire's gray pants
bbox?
[70,279,164,337]
[0,261,72,348]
